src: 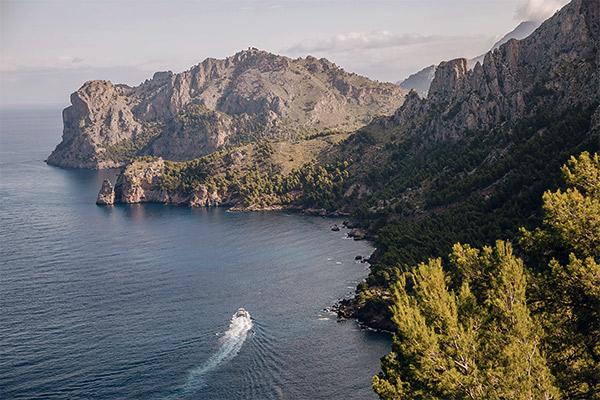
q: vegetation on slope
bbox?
[98,122,163,162]
[373,152,600,399]
[155,131,353,209]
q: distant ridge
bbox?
[399,20,542,97]
[47,48,405,169]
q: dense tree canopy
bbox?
[375,152,600,399]
[520,152,600,399]
[373,241,558,400]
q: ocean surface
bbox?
[0,107,392,399]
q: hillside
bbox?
[337,0,599,326]
[47,48,405,169]
[97,0,600,333]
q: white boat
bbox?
[237,308,248,318]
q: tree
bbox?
[520,152,600,399]
[373,241,558,400]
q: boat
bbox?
[237,308,248,318]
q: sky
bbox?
[0,0,569,106]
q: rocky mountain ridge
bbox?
[99,0,599,215]
[47,49,405,169]
[390,0,599,141]
[399,20,542,98]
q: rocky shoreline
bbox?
[96,168,390,331]
[334,299,396,333]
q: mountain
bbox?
[397,64,436,98]
[491,20,540,50]
[86,1,600,396]
[337,0,599,326]
[101,0,598,216]
[392,0,598,140]
[399,20,542,97]
[47,48,405,169]
[98,0,599,333]
[469,20,541,65]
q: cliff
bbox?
[99,0,599,215]
[391,0,599,140]
[97,158,228,207]
[47,48,405,169]
[398,20,543,98]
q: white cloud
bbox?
[281,32,495,83]
[515,0,569,22]
[282,31,434,54]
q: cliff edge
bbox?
[47,49,405,169]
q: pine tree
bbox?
[373,241,558,399]
[520,152,600,399]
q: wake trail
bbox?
[161,310,253,400]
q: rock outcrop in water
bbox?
[96,179,115,205]
[47,48,405,169]
[100,158,229,207]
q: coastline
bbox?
[97,176,391,331]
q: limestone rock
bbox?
[108,157,229,207]
[113,158,168,204]
[49,48,406,169]
[96,179,115,205]
[389,0,599,142]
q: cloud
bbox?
[281,32,494,83]
[515,0,569,22]
[282,31,435,54]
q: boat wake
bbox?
[162,309,253,399]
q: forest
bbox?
[373,152,600,399]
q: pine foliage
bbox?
[520,152,600,399]
[373,241,558,400]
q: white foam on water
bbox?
[162,310,253,399]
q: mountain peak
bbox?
[47,49,405,169]
[391,0,599,140]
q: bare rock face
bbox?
[398,21,541,99]
[188,187,223,207]
[114,158,169,203]
[48,48,405,169]
[110,158,228,207]
[427,58,469,103]
[388,0,599,142]
[96,179,115,205]
[46,81,143,169]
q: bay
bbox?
[0,107,391,399]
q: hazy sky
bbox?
[0,0,569,106]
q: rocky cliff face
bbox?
[46,82,143,169]
[96,179,115,205]
[388,0,599,142]
[48,48,405,169]
[98,158,229,206]
[398,20,546,99]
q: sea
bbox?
[0,107,392,399]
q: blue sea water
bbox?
[0,107,392,399]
